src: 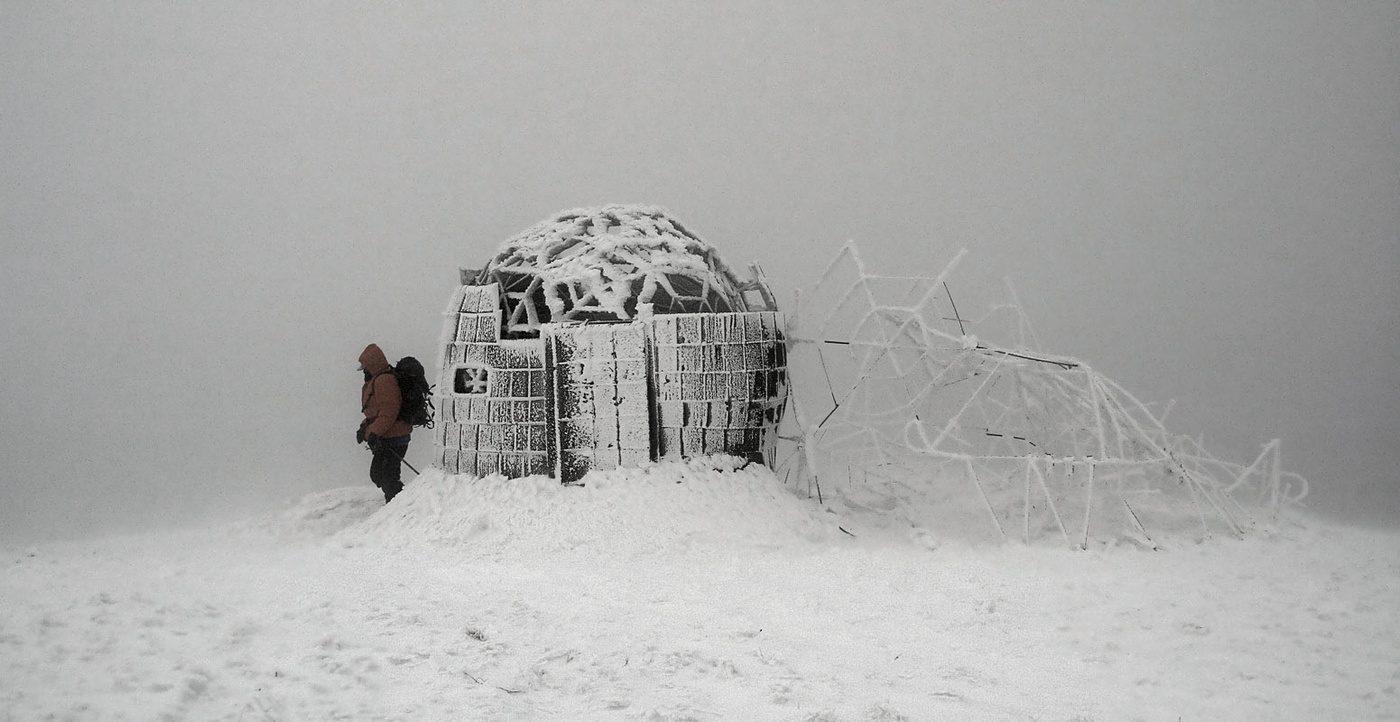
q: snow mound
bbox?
[338,457,842,555]
[239,486,386,542]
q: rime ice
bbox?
[434,205,787,482]
[782,243,1309,548]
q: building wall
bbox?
[431,285,788,480]
[545,322,651,482]
[649,312,787,464]
[433,284,550,477]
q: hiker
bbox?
[357,343,412,503]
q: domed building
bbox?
[432,205,787,482]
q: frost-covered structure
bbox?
[779,243,1308,548]
[432,205,787,483]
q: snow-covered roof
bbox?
[478,205,770,336]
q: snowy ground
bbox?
[3,460,1397,721]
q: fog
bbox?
[2,2,1395,544]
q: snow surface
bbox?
[3,459,1397,721]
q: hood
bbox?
[358,343,391,375]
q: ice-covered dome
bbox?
[474,205,771,337]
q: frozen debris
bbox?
[779,242,1308,548]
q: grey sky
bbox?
[2,2,1396,543]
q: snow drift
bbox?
[3,462,1397,721]
[340,457,842,555]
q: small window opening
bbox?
[454,365,489,395]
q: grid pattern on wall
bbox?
[431,285,789,480]
[433,284,551,478]
[649,311,787,463]
[546,323,651,482]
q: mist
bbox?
[2,2,1396,544]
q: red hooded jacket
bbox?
[360,344,413,439]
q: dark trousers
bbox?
[369,436,411,503]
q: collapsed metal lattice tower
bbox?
[779,243,1308,548]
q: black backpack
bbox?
[393,356,435,428]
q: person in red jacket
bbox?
[357,343,413,502]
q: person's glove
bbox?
[356,419,371,445]
[366,432,382,450]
